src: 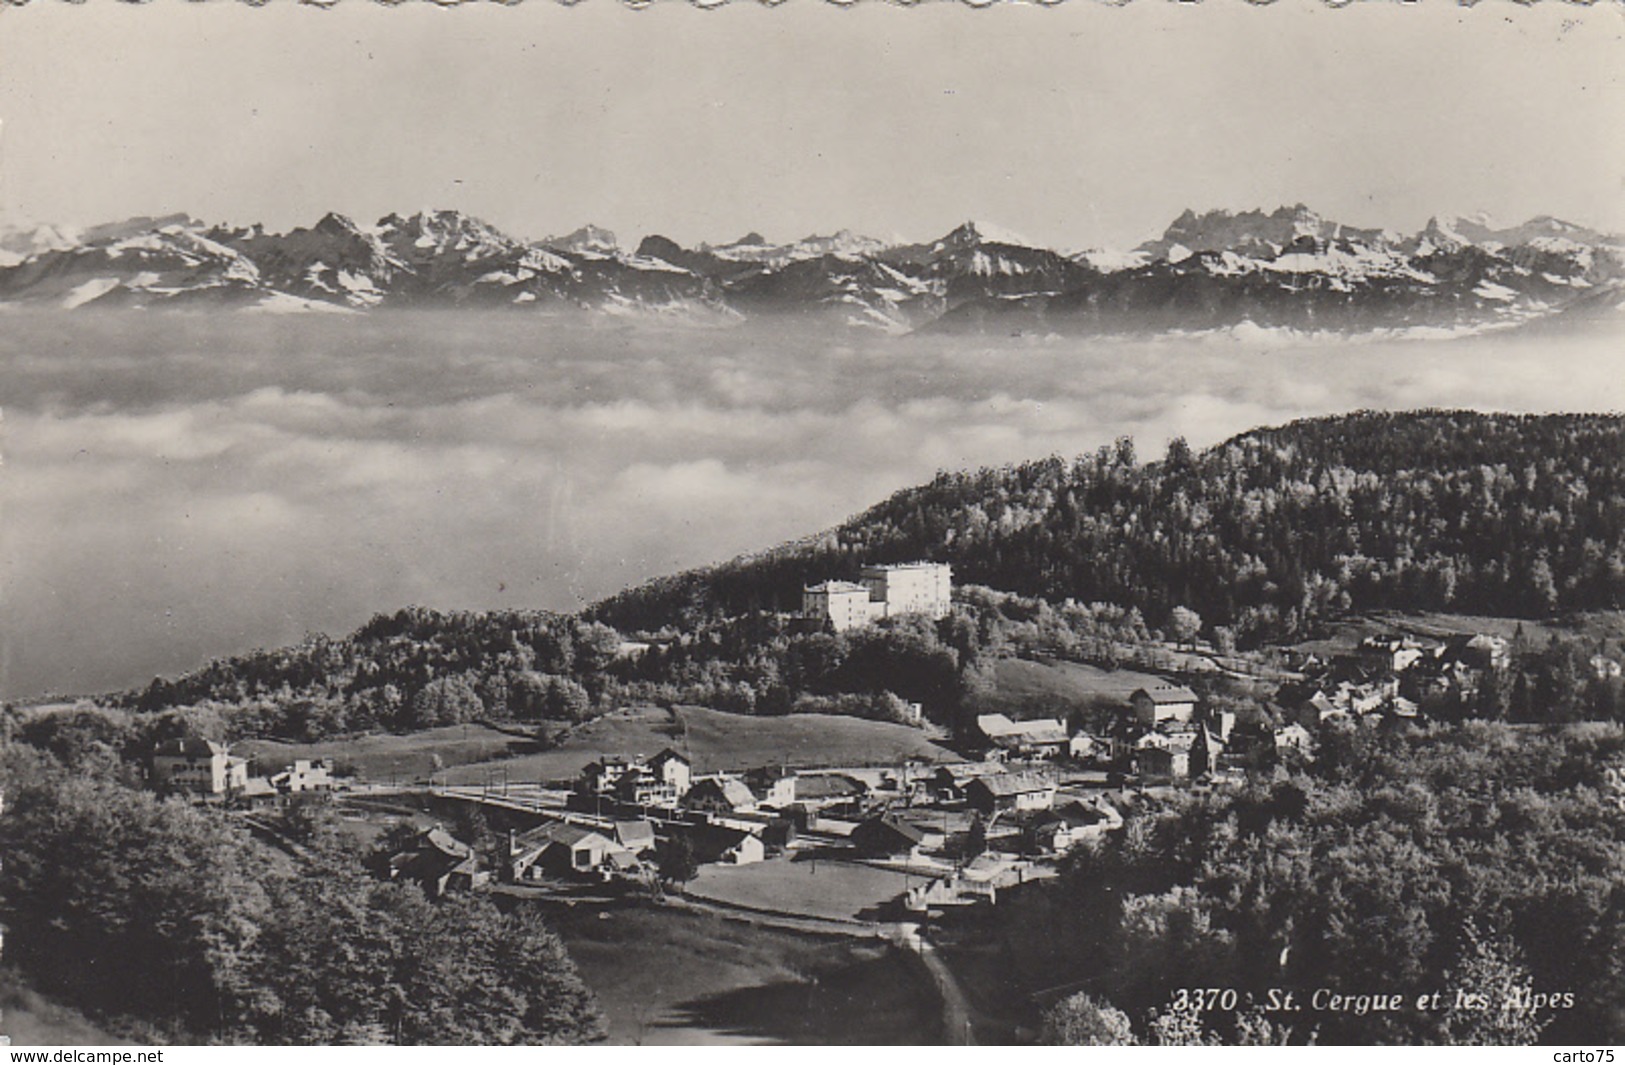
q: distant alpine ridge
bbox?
[1,204,1620,336]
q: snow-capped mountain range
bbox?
[0,204,1619,336]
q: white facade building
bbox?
[804,562,953,632]
[802,580,886,632]
[861,562,954,621]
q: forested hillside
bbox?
[1008,722,1625,1045]
[593,411,1625,645]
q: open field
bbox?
[967,658,1168,721]
[548,905,939,1045]
[440,705,960,787]
[685,856,917,923]
[236,723,538,782]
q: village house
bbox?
[387,826,487,897]
[930,762,1006,803]
[270,758,332,794]
[612,819,658,855]
[964,770,1057,816]
[1274,723,1316,759]
[151,736,250,797]
[789,773,868,810]
[682,823,766,866]
[1135,730,1195,779]
[507,821,624,882]
[975,713,1071,760]
[803,561,953,632]
[1025,799,1120,854]
[682,775,759,815]
[745,765,797,807]
[1356,635,1432,673]
[647,748,693,796]
[850,813,927,859]
[1131,685,1199,728]
[579,755,637,796]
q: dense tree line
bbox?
[114,608,616,742]
[592,411,1625,645]
[1001,722,1625,1044]
[111,578,1176,743]
[0,743,603,1045]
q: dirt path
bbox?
[891,923,978,1045]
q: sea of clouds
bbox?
[1,308,1619,700]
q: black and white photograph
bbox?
[0,0,1622,1048]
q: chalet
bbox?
[851,813,927,858]
[387,826,486,897]
[1131,686,1199,728]
[151,736,250,797]
[790,773,868,809]
[931,762,1005,803]
[1026,800,1117,854]
[507,821,621,882]
[612,819,658,855]
[965,770,1057,816]
[682,776,759,815]
[683,823,766,865]
[976,714,1071,759]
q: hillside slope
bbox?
[592,410,1625,643]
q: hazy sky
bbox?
[0,1,1621,250]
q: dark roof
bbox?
[857,814,925,846]
[516,821,610,851]
[686,777,757,808]
[649,747,691,767]
[1035,801,1107,829]
[794,774,866,800]
[967,770,1055,797]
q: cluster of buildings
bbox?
[802,562,953,633]
[150,736,332,802]
[1277,632,1514,728]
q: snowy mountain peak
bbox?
[941,220,1038,250]
[542,225,620,256]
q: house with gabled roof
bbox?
[851,813,927,858]
[387,826,487,897]
[682,775,759,815]
[152,736,250,797]
[1131,685,1199,728]
[964,770,1057,816]
[507,820,625,882]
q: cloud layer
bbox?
[2,310,1620,699]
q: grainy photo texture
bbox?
[0,0,1622,1048]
